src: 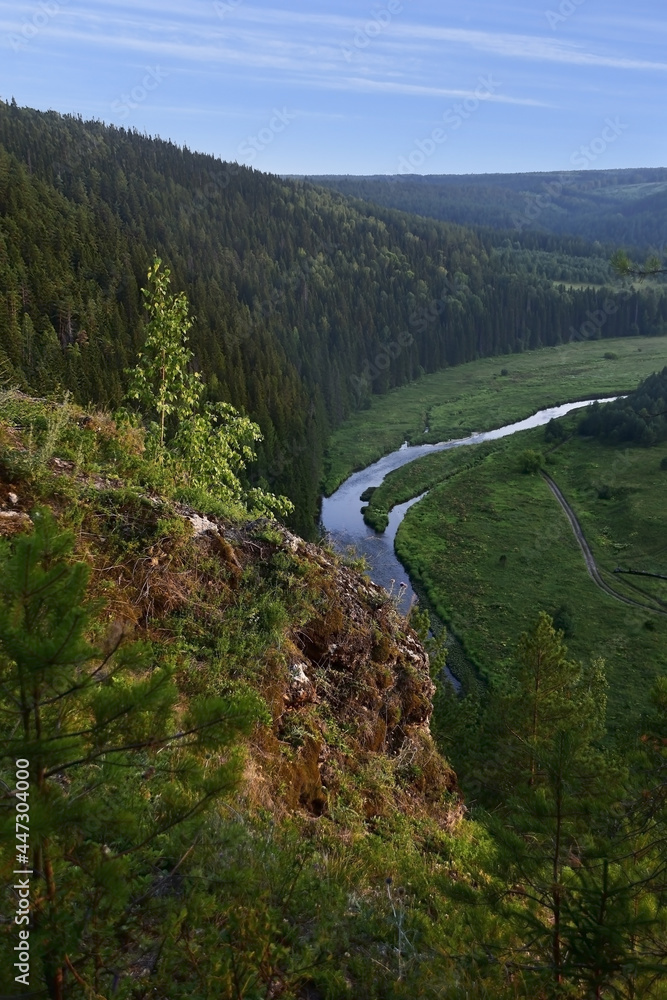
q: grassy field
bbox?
[323,336,667,494]
[390,420,667,731]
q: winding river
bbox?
[321,398,617,623]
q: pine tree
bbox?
[484,616,666,998]
[0,510,258,997]
[499,612,606,790]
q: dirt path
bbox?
[541,471,667,617]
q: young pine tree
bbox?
[0,510,259,998]
[483,614,666,998]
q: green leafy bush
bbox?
[518,448,542,474]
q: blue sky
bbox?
[0,0,665,175]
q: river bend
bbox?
[321,398,616,617]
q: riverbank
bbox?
[323,336,667,494]
[321,398,617,694]
[394,420,667,730]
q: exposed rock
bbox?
[50,457,74,471]
[189,513,220,537]
[287,660,316,705]
[0,510,32,535]
[220,518,458,822]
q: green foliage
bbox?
[173,401,293,518]
[497,613,607,787]
[0,509,258,995]
[127,257,200,449]
[2,105,666,533]
[518,447,543,473]
[551,601,575,636]
[460,616,666,999]
[579,367,667,446]
[544,417,566,443]
[0,394,663,1000]
[2,104,666,999]
[127,260,293,518]
[611,249,667,280]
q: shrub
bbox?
[552,602,575,637]
[518,449,542,474]
[544,418,566,443]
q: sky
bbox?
[0,0,665,176]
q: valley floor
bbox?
[324,335,667,493]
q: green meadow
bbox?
[323,336,667,494]
[388,422,667,730]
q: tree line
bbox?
[579,367,667,446]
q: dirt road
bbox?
[541,471,667,617]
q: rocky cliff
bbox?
[0,394,459,829]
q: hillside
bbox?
[1,391,664,999]
[307,168,667,247]
[0,390,462,998]
[2,103,667,535]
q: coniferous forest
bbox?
[579,366,667,445]
[0,102,666,1000]
[309,169,667,247]
[2,102,667,533]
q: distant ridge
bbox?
[303,168,667,247]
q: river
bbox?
[321,398,617,622]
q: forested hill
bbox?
[1,103,666,534]
[580,366,667,445]
[307,169,667,247]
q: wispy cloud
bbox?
[0,1,663,173]
[5,4,664,77]
[394,23,667,72]
[313,77,550,106]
